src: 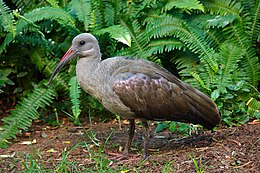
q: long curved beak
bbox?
[48,46,77,85]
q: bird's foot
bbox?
[106,152,137,162]
[142,152,149,160]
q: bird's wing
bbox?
[112,73,190,120]
[111,57,220,129]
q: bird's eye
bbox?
[79,41,85,45]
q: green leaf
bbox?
[95,25,132,46]
[155,122,168,132]
[211,90,220,101]
[17,72,28,78]
[169,122,177,132]
[0,68,15,87]
[177,123,190,133]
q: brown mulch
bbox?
[0,117,259,173]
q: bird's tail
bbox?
[184,84,221,130]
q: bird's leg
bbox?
[107,119,135,161]
[123,119,135,156]
[142,121,150,159]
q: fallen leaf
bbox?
[228,139,241,146]
[122,120,129,124]
[82,149,88,153]
[196,147,209,152]
[22,132,31,137]
[119,146,123,152]
[46,148,58,153]
[34,120,42,123]
[154,135,167,139]
[0,152,15,158]
[63,141,70,144]
[41,132,48,138]
[20,139,37,145]
[225,155,231,161]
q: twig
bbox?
[231,161,253,169]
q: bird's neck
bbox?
[76,55,103,101]
[76,55,101,76]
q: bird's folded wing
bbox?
[113,73,194,120]
[110,57,220,129]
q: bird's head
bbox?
[48,33,101,85]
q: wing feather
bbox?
[109,57,220,129]
[113,73,189,120]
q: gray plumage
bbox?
[49,33,221,159]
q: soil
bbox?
[0,117,259,173]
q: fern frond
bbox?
[119,19,149,57]
[202,0,243,21]
[214,41,245,93]
[16,7,78,33]
[190,72,211,91]
[244,0,260,45]
[89,0,106,30]
[145,38,184,55]
[29,48,70,91]
[45,0,59,7]
[104,1,116,26]
[175,55,201,87]
[187,26,219,73]
[163,0,204,13]
[0,82,57,148]
[241,48,260,86]
[16,33,49,49]
[69,76,82,123]
[69,0,91,31]
[224,23,260,86]
[189,15,225,49]
[246,97,260,116]
[0,1,16,33]
[0,0,16,53]
[203,29,224,49]
[0,33,14,54]
[120,19,141,48]
[206,14,237,28]
[146,15,219,73]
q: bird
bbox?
[48,33,221,159]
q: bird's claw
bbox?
[106,152,137,162]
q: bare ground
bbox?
[0,118,259,173]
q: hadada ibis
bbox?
[48,33,221,159]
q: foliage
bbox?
[155,121,199,137]
[68,76,82,124]
[0,81,57,148]
[246,97,260,118]
[95,25,132,46]
[0,0,259,147]
[0,68,15,93]
[189,154,205,173]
